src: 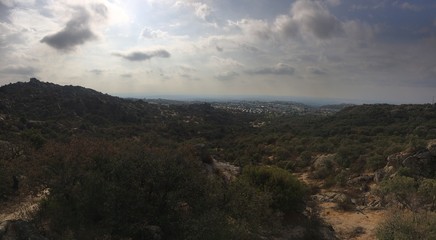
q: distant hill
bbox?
[0,78,159,124]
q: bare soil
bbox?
[296,172,386,240]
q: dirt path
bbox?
[0,189,48,222]
[296,172,386,240]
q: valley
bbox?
[0,79,435,239]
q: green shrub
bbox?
[241,165,306,213]
[36,140,274,239]
[376,210,436,240]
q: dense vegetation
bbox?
[1,79,436,239]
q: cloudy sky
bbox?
[1,0,436,103]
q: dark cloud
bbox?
[274,0,343,40]
[40,7,97,51]
[307,66,327,75]
[292,0,342,39]
[113,50,171,61]
[247,63,295,75]
[1,65,38,75]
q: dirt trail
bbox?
[0,189,48,223]
[296,172,386,240]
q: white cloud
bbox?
[174,1,212,21]
[140,27,169,39]
[215,71,239,81]
[228,18,272,40]
[247,63,295,75]
[210,56,244,69]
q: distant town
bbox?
[143,98,353,116]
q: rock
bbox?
[347,175,373,185]
[386,152,409,169]
[350,226,365,238]
[374,169,385,183]
[209,158,240,182]
[0,220,48,240]
[402,150,434,177]
[428,140,436,156]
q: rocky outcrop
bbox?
[380,141,436,178]
[402,150,434,177]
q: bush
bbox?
[35,140,274,239]
[241,165,306,213]
[376,210,436,240]
[378,176,418,210]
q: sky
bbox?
[1,0,436,104]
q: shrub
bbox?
[35,140,274,239]
[378,176,418,210]
[241,165,306,213]
[376,210,436,240]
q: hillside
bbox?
[0,79,435,240]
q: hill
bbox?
[0,78,435,240]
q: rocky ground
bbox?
[296,172,386,240]
[0,190,48,239]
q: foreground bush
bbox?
[241,165,306,214]
[35,139,274,240]
[376,210,436,240]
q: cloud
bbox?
[307,66,326,75]
[113,50,171,61]
[89,69,102,75]
[274,15,300,39]
[343,20,376,42]
[291,0,342,39]
[174,1,212,21]
[121,73,132,78]
[91,3,108,18]
[397,2,422,11]
[247,63,295,75]
[326,0,340,6]
[215,71,239,81]
[1,65,38,75]
[229,18,272,40]
[140,27,169,39]
[210,56,244,68]
[40,6,98,51]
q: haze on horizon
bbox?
[1,0,435,104]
